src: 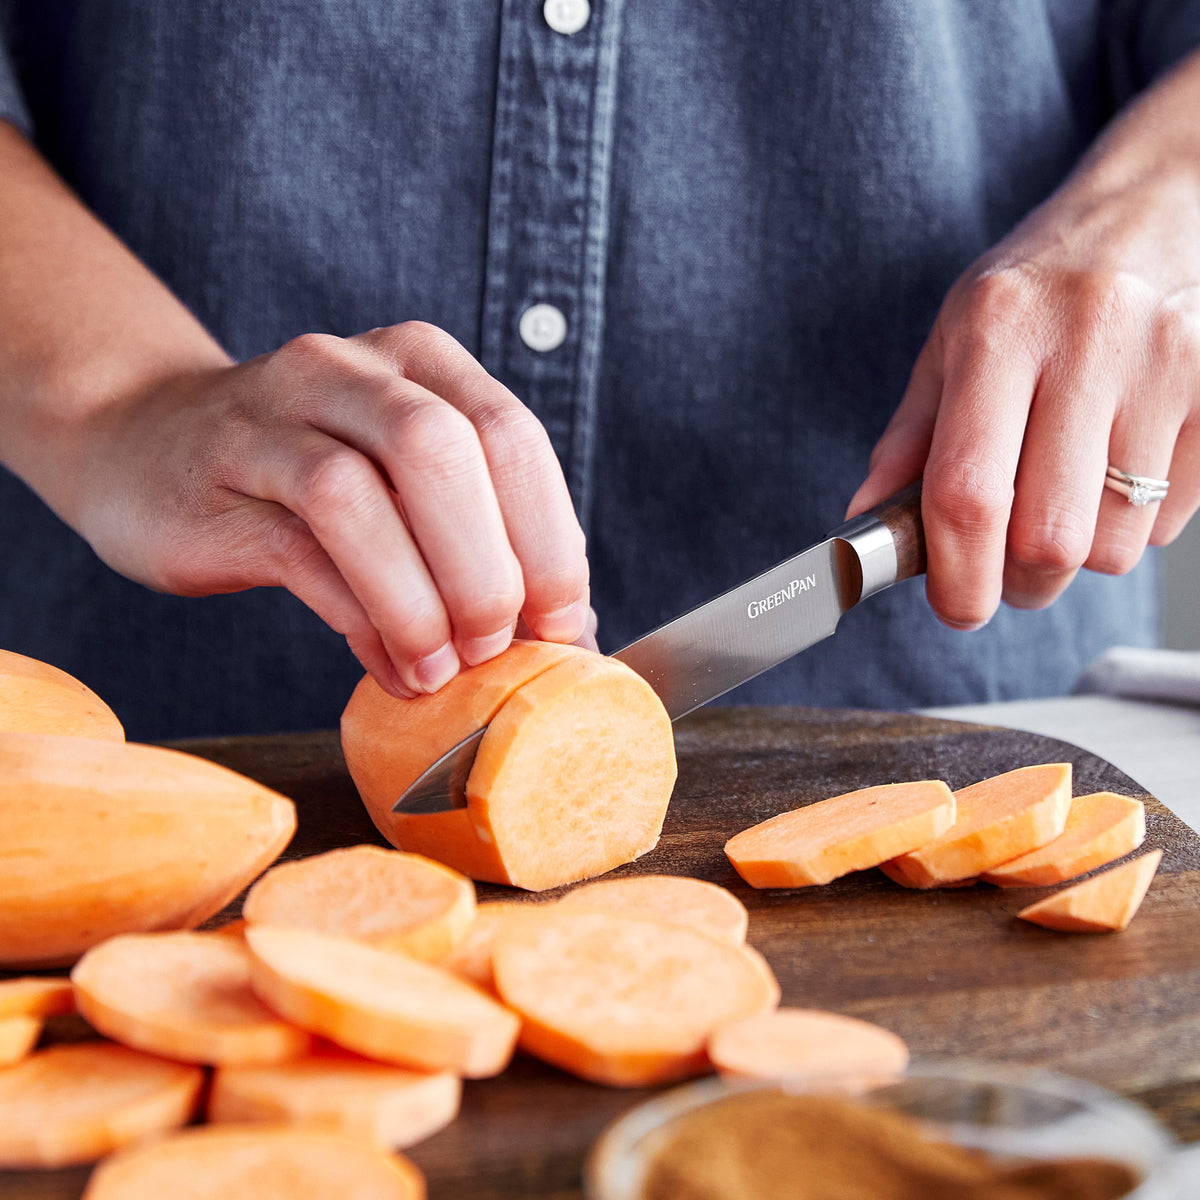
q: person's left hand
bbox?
[846,51,1200,631]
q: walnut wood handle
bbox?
[860,481,926,583]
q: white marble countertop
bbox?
[919,694,1200,836]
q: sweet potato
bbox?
[71,931,312,1066]
[439,899,540,993]
[0,1041,204,1168]
[0,648,124,741]
[880,763,1072,888]
[0,975,75,1019]
[243,845,476,961]
[0,1014,41,1066]
[0,732,296,967]
[491,908,780,1087]
[725,781,956,887]
[981,792,1146,887]
[208,1045,461,1149]
[555,874,749,945]
[341,640,677,891]
[1017,849,1162,933]
[244,924,520,1079]
[707,1007,909,1083]
[82,1126,426,1199]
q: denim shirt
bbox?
[0,2,1196,739]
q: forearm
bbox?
[0,121,230,523]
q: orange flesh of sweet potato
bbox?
[724,780,956,888]
[554,874,749,945]
[1016,849,1163,933]
[880,763,1072,888]
[0,649,124,742]
[0,976,75,1019]
[243,924,520,1079]
[0,732,296,968]
[341,641,677,891]
[208,1047,461,1149]
[0,1014,41,1066]
[464,653,676,890]
[981,792,1146,887]
[0,1040,204,1169]
[81,1125,426,1200]
[439,899,541,993]
[71,931,312,1066]
[706,1007,910,1083]
[491,908,780,1087]
[242,845,476,962]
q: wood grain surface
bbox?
[3,706,1198,1199]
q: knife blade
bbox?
[393,482,925,814]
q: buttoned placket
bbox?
[479,0,625,533]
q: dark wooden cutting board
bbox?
[4,707,1199,1200]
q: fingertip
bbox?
[526,598,591,644]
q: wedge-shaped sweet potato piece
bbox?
[707,1007,909,1083]
[342,641,677,891]
[0,1041,204,1168]
[0,976,75,1019]
[82,1125,425,1200]
[491,908,779,1087]
[982,792,1146,887]
[555,874,749,945]
[1017,849,1162,933]
[244,924,519,1079]
[72,931,312,1066]
[725,780,956,887]
[243,845,476,962]
[0,1014,41,1066]
[209,1044,460,1149]
[881,763,1072,889]
[0,733,296,968]
[0,648,124,741]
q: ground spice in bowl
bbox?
[633,1091,1141,1200]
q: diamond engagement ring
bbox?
[1104,465,1170,507]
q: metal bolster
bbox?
[832,514,898,606]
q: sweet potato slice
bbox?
[1017,849,1162,933]
[0,975,75,1019]
[242,845,476,961]
[707,1008,909,1084]
[0,732,296,968]
[981,792,1146,887]
[0,648,124,741]
[0,1041,204,1168]
[439,900,540,993]
[209,1045,460,1149]
[491,908,780,1086]
[0,1014,41,1066]
[244,924,519,1079]
[555,874,749,945]
[725,781,956,888]
[342,641,677,891]
[880,763,1072,889]
[82,1126,425,1200]
[72,931,312,1066]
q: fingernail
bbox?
[413,643,459,693]
[532,600,589,643]
[459,628,513,667]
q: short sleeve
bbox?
[0,29,32,132]
[1106,0,1200,98]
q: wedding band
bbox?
[1104,465,1170,507]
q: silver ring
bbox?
[1104,464,1170,507]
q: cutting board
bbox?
[3,707,1199,1200]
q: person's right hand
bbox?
[70,321,593,698]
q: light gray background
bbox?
[1162,519,1200,649]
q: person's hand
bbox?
[70,321,593,697]
[846,53,1200,630]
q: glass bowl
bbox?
[584,1059,1179,1200]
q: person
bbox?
[0,2,1197,741]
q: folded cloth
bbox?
[1073,647,1200,706]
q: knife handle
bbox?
[859,481,926,583]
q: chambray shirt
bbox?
[0,2,1197,739]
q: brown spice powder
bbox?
[637,1092,1139,1200]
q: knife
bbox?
[393,482,926,814]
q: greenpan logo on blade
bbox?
[746,573,819,620]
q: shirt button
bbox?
[543,0,590,36]
[519,303,568,352]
